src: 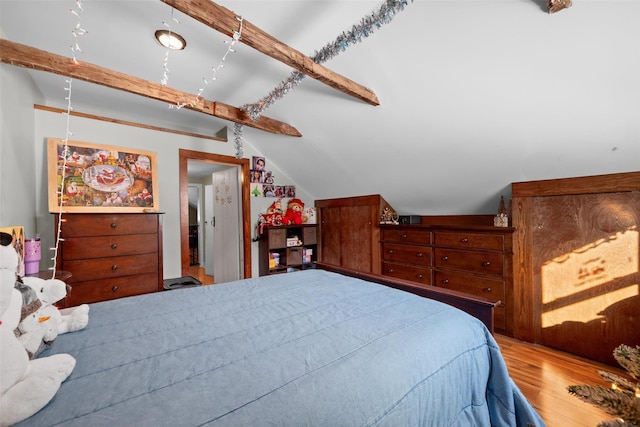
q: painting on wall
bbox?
[47,138,159,213]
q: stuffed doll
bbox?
[283,198,308,225]
[12,276,47,358]
[0,233,76,427]
[21,276,89,347]
[255,199,285,239]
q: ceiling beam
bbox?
[0,39,302,137]
[161,0,380,106]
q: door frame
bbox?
[179,149,252,278]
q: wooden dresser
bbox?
[380,224,514,335]
[55,213,163,306]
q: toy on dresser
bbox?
[0,232,76,427]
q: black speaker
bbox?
[398,215,421,224]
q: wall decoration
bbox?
[250,183,263,197]
[250,170,264,183]
[0,226,24,276]
[47,138,159,213]
[253,156,266,171]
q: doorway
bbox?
[179,149,252,280]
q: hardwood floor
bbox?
[495,334,625,427]
[188,265,214,285]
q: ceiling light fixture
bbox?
[155,29,186,50]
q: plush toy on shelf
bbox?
[255,199,285,240]
[283,198,308,225]
[0,232,76,427]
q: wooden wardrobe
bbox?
[511,171,640,365]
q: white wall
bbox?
[0,64,43,237]
[0,64,311,279]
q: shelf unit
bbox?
[258,224,318,276]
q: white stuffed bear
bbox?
[20,276,89,346]
[0,234,76,427]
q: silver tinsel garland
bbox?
[234,0,412,158]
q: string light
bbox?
[69,0,87,64]
[233,0,412,158]
[51,0,87,277]
[160,9,180,86]
[170,15,244,110]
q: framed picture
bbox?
[47,138,159,213]
[0,225,24,276]
[252,156,265,171]
[250,169,264,183]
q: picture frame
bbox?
[253,156,265,171]
[47,138,159,213]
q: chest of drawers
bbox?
[55,213,163,306]
[381,225,514,334]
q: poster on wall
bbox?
[47,138,159,213]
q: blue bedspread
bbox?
[18,269,544,426]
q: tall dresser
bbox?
[54,213,163,307]
[380,224,514,335]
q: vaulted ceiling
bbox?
[1,0,638,215]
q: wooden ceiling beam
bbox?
[161,0,380,106]
[0,39,302,137]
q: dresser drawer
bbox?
[434,248,504,276]
[382,243,431,267]
[61,234,158,260]
[382,262,431,285]
[433,271,505,302]
[433,231,504,251]
[61,214,158,237]
[64,253,159,282]
[381,228,431,245]
[66,273,160,305]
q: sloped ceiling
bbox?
[1,0,638,215]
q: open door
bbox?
[211,167,241,283]
[179,149,251,279]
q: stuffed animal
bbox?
[0,233,76,427]
[20,276,89,349]
[283,198,308,225]
[14,280,47,358]
[255,199,285,239]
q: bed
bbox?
[16,267,544,426]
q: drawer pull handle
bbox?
[483,287,492,293]
[112,286,119,292]
[111,243,118,249]
[387,249,395,254]
[111,223,117,228]
[416,274,423,279]
[441,279,449,284]
[387,268,394,273]
[441,256,449,261]
[111,265,118,271]
[401,234,408,239]
[482,261,491,267]
[416,252,423,257]
[460,238,469,243]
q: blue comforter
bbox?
[19,269,544,426]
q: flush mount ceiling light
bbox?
[155,29,186,50]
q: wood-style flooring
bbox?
[495,333,626,427]
[179,268,624,426]
[187,265,214,285]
